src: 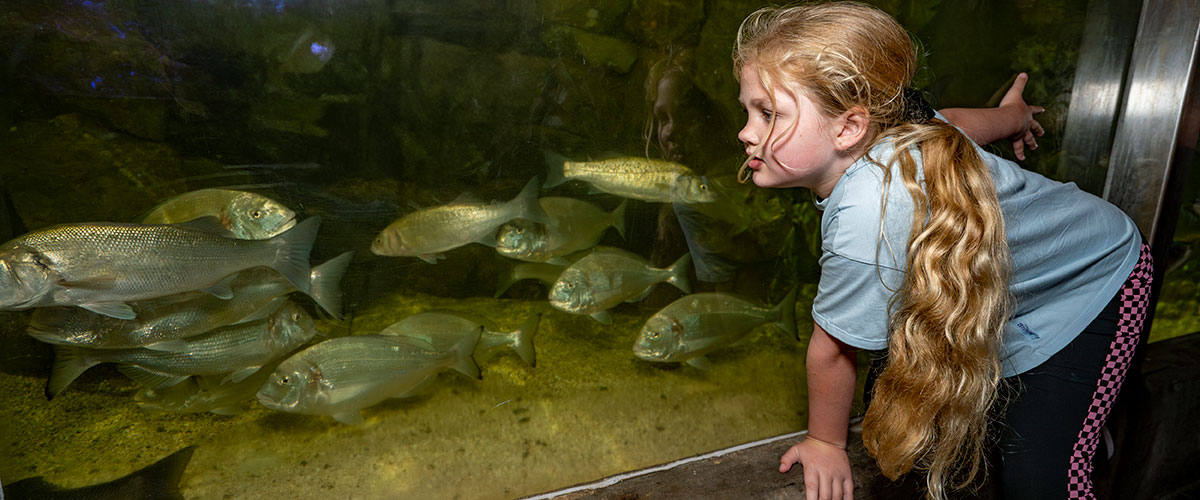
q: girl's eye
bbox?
[761,109,775,121]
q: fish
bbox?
[2,445,194,500]
[633,288,798,369]
[257,332,481,425]
[494,260,570,298]
[371,177,549,263]
[542,153,716,204]
[0,216,320,320]
[46,300,317,399]
[549,247,692,324]
[138,188,297,240]
[380,310,539,366]
[26,251,352,350]
[495,197,626,263]
[134,362,281,415]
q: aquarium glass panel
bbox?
[0,1,1136,499]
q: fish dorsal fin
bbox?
[173,216,235,237]
[449,191,483,205]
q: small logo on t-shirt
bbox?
[1016,322,1039,339]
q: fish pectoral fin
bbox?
[333,411,366,426]
[78,302,137,320]
[229,366,259,383]
[200,275,236,300]
[418,254,445,264]
[589,311,613,324]
[685,356,713,370]
[626,286,655,303]
[117,366,190,389]
[209,406,244,416]
[142,340,189,352]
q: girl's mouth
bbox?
[747,158,764,169]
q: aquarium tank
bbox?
[0,0,1193,499]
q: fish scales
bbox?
[564,160,684,200]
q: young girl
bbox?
[733,3,1151,500]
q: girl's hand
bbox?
[779,438,854,500]
[998,72,1045,160]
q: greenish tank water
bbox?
[0,1,1195,499]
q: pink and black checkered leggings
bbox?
[995,243,1154,499]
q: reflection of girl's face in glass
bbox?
[654,74,687,162]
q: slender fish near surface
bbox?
[0,216,321,320]
[542,153,716,204]
[2,446,195,500]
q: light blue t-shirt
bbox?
[811,123,1142,377]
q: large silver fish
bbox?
[633,288,798,369]
[380,310,539,366]
[46,300,317,399]
[27,251,352,350]
[0,216,320,320]
[371,177,549,263]
[543,154,716,204]
[139,188,297,240]
[495,197,625,264]
[257,332,480,425]
[549,247,692,324]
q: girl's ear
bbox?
[833,106,870,152]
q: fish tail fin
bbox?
[451,328,482,380]
[494,263,520,298]
[774,286,799,340]
[510,176,549,225]
[308,251,353,320]
[139,445,196,500]
[509,312,541,367]
[610,199,628,240]
[542,152,569,189]
[46,345,100,400]
[270,216,321,294]
[665,252,693,294]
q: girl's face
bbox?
[737,63,848,197]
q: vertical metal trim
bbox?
[1103,0,1200,244]
[1057,0,1141,195]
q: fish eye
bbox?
[280,376,290,385]
[649,331,660,340]
[292,312,301,321]
[250,209,263,219]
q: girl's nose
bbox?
[737,125,758,153]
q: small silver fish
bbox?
[543,154,716,204]
[371,177,548,263]
[549,247,692,324]
[46,300,317,399]
[27,251,352,350]
[495,197,625,263]
[633,288,798,369]
[0,216,320,320]
[139,188,297,240]
[380,310,539,366]
[257,332,480,425]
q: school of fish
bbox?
[3,152,797,425]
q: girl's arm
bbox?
[779,322,858,500]
[939,72,1046,160]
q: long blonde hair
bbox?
[735,3,1013,499]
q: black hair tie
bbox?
[902,87,935,123]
